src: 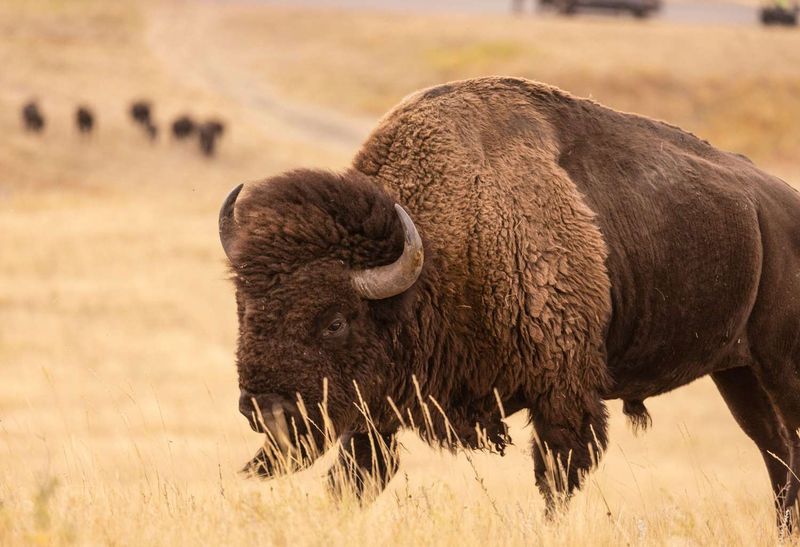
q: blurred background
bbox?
[1,0,798,544]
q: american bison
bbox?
[171,115,195,139]
[198,120,224,157]
[76,106,94,134]
[220,77,800,530]
[129,100,152,126]
[21,101,45,133]
[205,119,225,137]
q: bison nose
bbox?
[239,391,296,446]
[239,390,265,433]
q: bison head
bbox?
[219,170,424,473]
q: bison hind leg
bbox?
[623,399,652,434]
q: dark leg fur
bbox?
[240,444,312,478]
[530,399,608,513]
[240,445,275,478]
[712,366,796,530]
[328,431,399,500]
[745,363,800,532]
[622,399,652,434]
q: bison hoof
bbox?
[239,447,277,479]
[327,469,384,503]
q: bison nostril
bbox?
[237,391,299,443]
[238,390,253,415]
[239,390,265,432]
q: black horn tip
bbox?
[221,184,244,217]
[219,183,244,260]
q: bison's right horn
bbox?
[219,183,244,262]
[351,204,424,300]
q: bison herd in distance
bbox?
[20,99,226,157]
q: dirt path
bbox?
[248,0,758,24]
[144,5,373,153]
[144,0,763,158]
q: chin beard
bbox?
[408,406,511,455]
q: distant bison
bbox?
[76,106,94,134]
[129,100,152,126]
[171,115,195,139]
[198,119,225,157]
[205,119,225,137]
[221,77,800,531]
[21,101,45,133]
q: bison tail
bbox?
[622,399,652,434]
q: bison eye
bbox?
[322,314,348,338]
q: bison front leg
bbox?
[240,443,315,478]
[530,399,608,514]
[328,431,399,501]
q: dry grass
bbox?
[0,0,797,545]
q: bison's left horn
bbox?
[219,183,244,262]
[351,204,424,300]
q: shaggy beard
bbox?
[428,411,511,455]
[379,400,511,455]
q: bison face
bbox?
[234,265,392,455]
[219,171,424,473]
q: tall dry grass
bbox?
[0,0,797,545]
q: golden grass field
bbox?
[1,0,799,544]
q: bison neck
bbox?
[354,78,623,437]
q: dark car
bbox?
[760,1,798,25]
[540,0,661,17]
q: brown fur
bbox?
[229,77,800,529]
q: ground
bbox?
[1,0,799,545]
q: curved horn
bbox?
[219,183,244,261]
[351,204,424,300]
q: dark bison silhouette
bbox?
[221,77,800,531]
[129,100,152,126]
[171,115,195,139]
[21,101,45,133]
[128,100,158,141]
[76,106,94,134]
[198,119,225,157]
[205,119,225,137]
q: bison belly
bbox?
[565,155,763,400]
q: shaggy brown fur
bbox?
[227,77,800,528]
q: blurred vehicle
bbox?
[539,0,661,17]
[760,0,799,25]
